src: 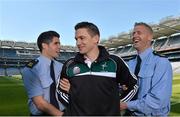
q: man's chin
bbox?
[54,54,59,58]
[134,46,138,49]
[79,51,85,54]
[133,44,139,49]
[79,52,84,54]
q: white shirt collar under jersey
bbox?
[84,56,92,68]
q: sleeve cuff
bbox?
[127,100,138,111]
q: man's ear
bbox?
[42,43,47,50]
[94,35,100,44]
[148,34,153,41]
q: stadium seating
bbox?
[13,42,28,49]
[108,48,116,54]
[166,33,180,50]
[0,48,17,58]
[153,36,168,50]
[6,67,21,76]
[61,45,78,52]
[121,45,132,53]
[112,31,180,62]
[26,43,39,50]
[1,40,15,48]
[0,68,5,76]
[0,42,77,76]
[114,46,123,54]
[0,16,180,76]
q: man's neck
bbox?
[84,47,99,62]
[137,46,151,54]
[41,52,53,60]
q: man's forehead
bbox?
[133,26,147,32]
[51,37,60,42]
[75,29,89,36]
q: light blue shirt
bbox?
[22,55,64,115]
[127,47,173,116]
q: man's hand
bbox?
[59,78,70,93]
[32,96,64,116]
[120,102,128,111]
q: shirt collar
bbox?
[84,56,92,68]
[39,54,53,66]
[138,47,153,60]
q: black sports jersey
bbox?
[58,46,138,116]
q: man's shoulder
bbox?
[152,51,166,58]
[63,57,76,67]
[54,59,63,66]
[109,54,129,66]
[26,59,39,69]
[128,55,136,61]
[22,59,39,79]
[109,54,122,61]
[151,51,171,67]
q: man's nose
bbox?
[58,44,61,49]
[76,39,81,45]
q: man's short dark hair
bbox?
[75,22,100,37]
[37,31,60,52]
[134,22,153,34]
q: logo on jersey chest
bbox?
[73,66,81,75]
[101,62,108,72]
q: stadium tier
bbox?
[0,41,77,76]
[0,32,180,76]
[110,33,180,61]
[0,16,180,76]
[101,16,180,61]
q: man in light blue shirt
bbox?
[120,22,173,116]
[22,31,64,115]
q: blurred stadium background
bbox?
[0,16,180,115]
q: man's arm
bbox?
[117,56,138,102]
[124,59,172,115]
[22,68,64,115]
[32,96,63,116]
[57,59,73,106]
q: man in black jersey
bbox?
[58,22,138,116]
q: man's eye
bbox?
[80,37,84,40]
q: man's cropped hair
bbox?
[134,22,153,34]
[37,30,60,52]
[75,21,100,37]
